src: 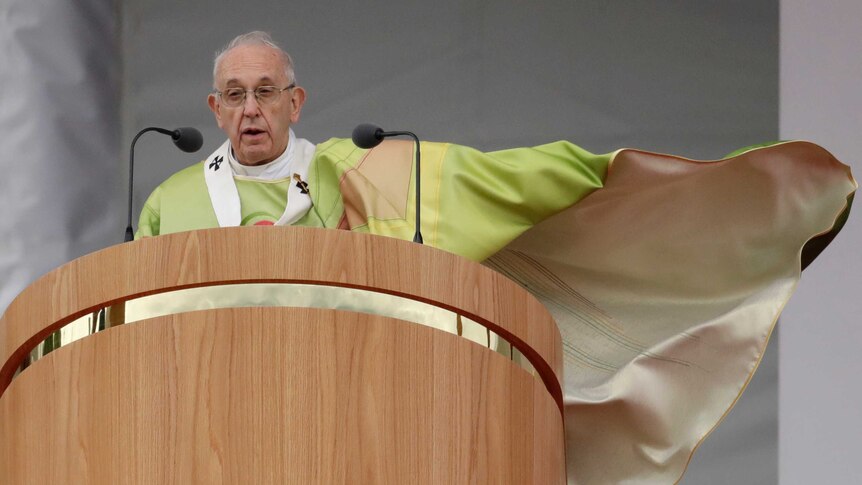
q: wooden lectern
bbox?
[0,227,564,483]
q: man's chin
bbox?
[236,146,274,166]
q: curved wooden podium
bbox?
[0,227,564,484]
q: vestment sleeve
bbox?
[326,138,614,261]
[134,187,161,238]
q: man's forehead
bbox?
[215,45,287,86]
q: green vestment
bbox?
[137,137,610,263]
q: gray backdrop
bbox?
[123,1,779,198]
[2,1,796,483]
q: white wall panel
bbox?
[780,2,862,483]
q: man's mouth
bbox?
[242,127,266,138]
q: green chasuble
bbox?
[137,173,294,235]
[137,138,610,263]
[136,137,856,484]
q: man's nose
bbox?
[242,93,261,116]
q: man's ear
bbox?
[289,87,307,124]
[207,93,222,126]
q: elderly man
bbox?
[136,32,317,234]
[136,31,855,484]
[135,31,610,262]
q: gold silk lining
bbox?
[340,140,414,229]
[487,141,856,483]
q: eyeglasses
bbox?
[215,83,296,108]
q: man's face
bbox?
[207,44,306,166]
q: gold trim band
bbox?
[18,283,537,379]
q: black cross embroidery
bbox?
[209,155,224,171]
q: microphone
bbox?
[352,123,385,149]
[172,127,204,153]
[124,126,204,242]
[351,123,423,244]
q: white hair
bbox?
[212,31,296,88]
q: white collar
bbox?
[228,133,293,179]
[203,128,316,227]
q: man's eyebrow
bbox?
[223,76,278,87]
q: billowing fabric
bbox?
[485,142,855,483]
[137,137,856,484]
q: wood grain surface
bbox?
[0,307,565,484]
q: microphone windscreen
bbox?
[172,127,204,153]
[352,123,384,149]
